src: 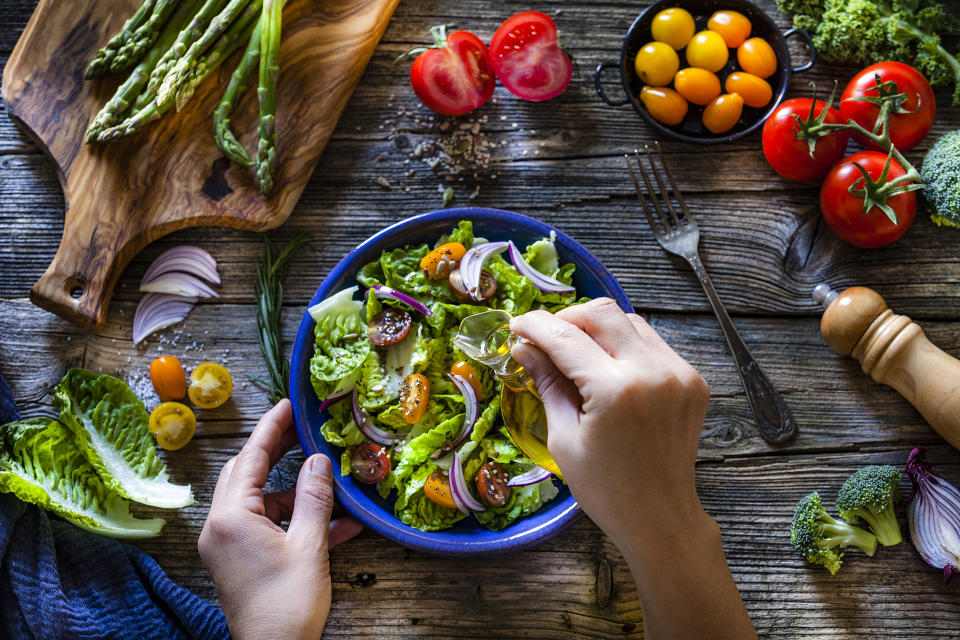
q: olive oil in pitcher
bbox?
[454,310,561,477]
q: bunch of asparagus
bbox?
[84,0,285,194]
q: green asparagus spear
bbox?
[256,0,284,194]
[157,0,253,107]
[174,0,263,111]
[108,0,180,75]
[213,19,262,165]
[85,0,157,79]
[85,0,200,143]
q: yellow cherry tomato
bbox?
[684,30,729,73]
[420,242,466,280]
[737,37,777,78]
[674,67,721,106]
[400,372,430,424]
[634,42,679,87]
[149,402,197,451]
[450,360,483,400]
[707,10,752,47]
[424,470,457,509]
[640,86,688,126]
[725,71,772,107]
[150,356,186,402]
[702,93,744,134]
[188,362,233,409]
[650,7,695,50]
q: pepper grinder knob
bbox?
[816,284,960,450]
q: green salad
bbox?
[308,220,586,532]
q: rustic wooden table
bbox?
[3,0,960,637]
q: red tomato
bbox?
[820,151,916,248]
[762,98,849,182]
[489,11,572,101]
[840,62,935,152]
[350,443,391,484]
[409,29,495,116]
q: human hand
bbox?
[198,399,363,640]
[510,298,711,545]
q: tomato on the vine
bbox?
[408,27,495,116]
[762,98,849,182]
[489,11,572,102]
[840,62,935,153]
[820,151,916,248]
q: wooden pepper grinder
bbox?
[814,284,960,450]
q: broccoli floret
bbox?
[921,130,960,229]
[791,492,878,575]
[836,465,904,546]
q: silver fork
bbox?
[625,143,796,443]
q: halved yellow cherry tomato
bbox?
[424,470,457,509]
[420,242,466,280]
[640,86,688,126]
[150,356,186,402]
[703,93,744,134]
[685,30,728,73]
[725,71,772,108]
[707,10,752,47]
[650,7,695,50]
[634,42,679,87]
[188,362,233,409]
[451,360,483,400]
[149,402,197,451]
[674,68,721,106]
[737,37,777,78]
[400,373,430,424]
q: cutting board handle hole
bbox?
[66,280,84,300]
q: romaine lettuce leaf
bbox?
[522,234,560,276]
[394,463,465,530]
[308,287,371,401]
[0,418,165,538]
[485,257,538,316]
[53,369,192,509]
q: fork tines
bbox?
[625,142,695,238]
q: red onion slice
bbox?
[318,391,350,413]
[372,285,433,317]
[140,272,220,298]
[507,241,575,294]
[459,242,507,301]
[447,373,479,446]
[449,448,486,514]
[906,447,960,581]
[351,388,403,446]
[507,465,553,487]
[132,294,198,344]
[141,246,220,287]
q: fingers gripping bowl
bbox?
[289,208,632,557]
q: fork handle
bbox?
[686,253,797,443]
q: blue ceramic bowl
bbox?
[289,207,633,557]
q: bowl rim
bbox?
[288,207,633,557]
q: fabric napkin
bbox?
[0,371,230,640]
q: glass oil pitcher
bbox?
[454,310,561,477]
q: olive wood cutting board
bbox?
[2,0,399,330]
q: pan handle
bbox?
[594,62,630,106]
[784,28,816,73]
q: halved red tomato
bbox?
[409,27,495,116]
[488,11,572,101]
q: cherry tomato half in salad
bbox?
[476,461,511,507]
[840,62,935,152]
[488,11,572,102]
[449,269,497,302]
[762,98,849,182]
[424,470,457,509]
[820,151,916,248]
[368,308,412,347]
[188,362,233,409]
[400,373,430,424]
[149,402,196,451]
[450,360,483,400]
[150,356,186,401]
[420,242,466,280]
[737,37,777,78]
[707,10,751,47]
[409,29,495,116]
[350,443,391,484]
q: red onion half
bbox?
[459,241,507,301]
[141,246,221,287]
[318,391,350,413]
[351,388,403,446]
[906,447,960,582]
[507,465,553,487]
[140,271,220,298]
[132,294,198,344]
[372,285,432,317]
[449,448,486,514]
[507,241,575,294]
[447,373,479,446]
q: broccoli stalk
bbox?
[921,130,960,228]
[791,492,878,575]
[836,465,904,547]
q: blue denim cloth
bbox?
[0,373,230,639]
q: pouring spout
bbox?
[812,283,838,308]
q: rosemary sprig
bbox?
[255,232,310,404]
